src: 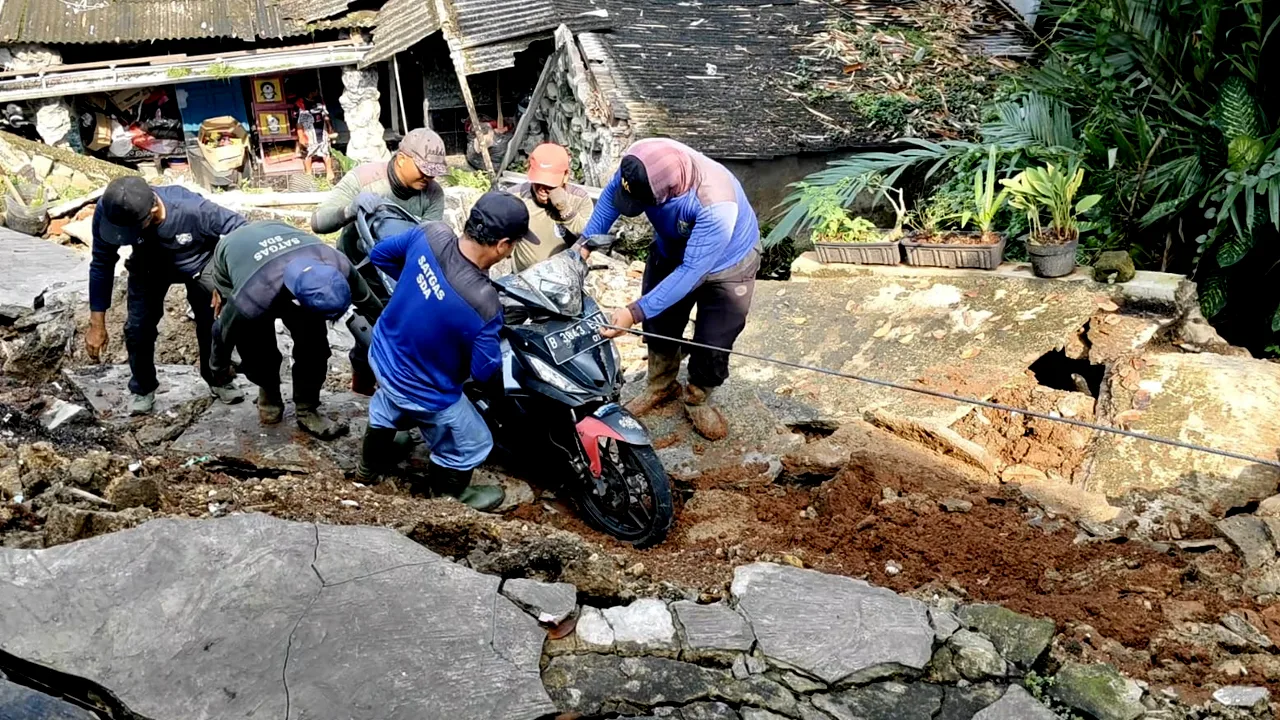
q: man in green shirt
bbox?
[311,128,448,393]
[311,128,448,296]
[206,221,384,439]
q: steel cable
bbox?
[599,324,1280,470]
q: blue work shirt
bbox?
[88,185,246,311]
[368,222,503,412]
[581,139,759,320]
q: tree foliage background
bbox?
[770,0,1280,353]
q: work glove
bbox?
[347,191,383,221]
[547,186,573,216]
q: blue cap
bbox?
[282,258,351,318]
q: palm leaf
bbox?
[981,93,1076,150]
[1272,301,1280,333]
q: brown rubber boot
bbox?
[624,349,682,417]
[684,384,729,441]
[257,386,284,425]
[296,403,350,441]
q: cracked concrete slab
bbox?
[65,364,246,425]
[0,514,555,720]
[1087,353,1280,514]
[0,227,89,320]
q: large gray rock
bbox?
[956,604,1055,668]
[1212,685,1270,709]
[1051,662,1145,720]
[731,563,933,684]
[501,577,576,625]
[972,685,1058,720]
[811,681,944,720]
[0,675,97,720]
[948,629,1006,680]
[672,600,756,659]
[542,654,800,717]
[938,683,1005,720]
[0,514,555,720]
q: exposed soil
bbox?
[953,375,1097,480]
[906,230,1002,246]
[0,379,1273,705]
[67,279,204,369]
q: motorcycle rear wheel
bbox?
[579,440,674,549]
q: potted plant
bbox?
[900,147,1009,270]
[802,178,905,265]
[1001,161,1101,278]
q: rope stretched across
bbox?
[599,324,1280,471]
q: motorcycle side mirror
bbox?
[583,234,617,250]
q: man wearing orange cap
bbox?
[511,142,594,272]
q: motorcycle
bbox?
[350,204,674,548]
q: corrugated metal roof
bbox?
[360,0,441,66]
[363,0,611,73]
[273,0,357,24]
[0,0,311,43]
[587,0,1030,158]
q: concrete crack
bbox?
[281,523,324,720]
[320,560,440,588]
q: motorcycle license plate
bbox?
[546,311,608,365]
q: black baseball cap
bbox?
[467,191,540,244]
[99,176,156,246]
[614,155,656,217]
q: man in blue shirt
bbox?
[354,191,540,511]
[583,139,761,441]
[85,177,248,415]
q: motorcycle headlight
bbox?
[527,355,582,395]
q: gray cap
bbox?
[398,128,448,177]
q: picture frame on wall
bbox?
[253,78,283,104]
[257,111,290,137]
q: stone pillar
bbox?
[339,66,390,164]
[34,99,74,149]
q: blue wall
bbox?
[177,79,249,137]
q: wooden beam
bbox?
[434,0,493,173]
[497,33,565,177]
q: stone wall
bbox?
[0,129,129,212]
[523,30,632,187]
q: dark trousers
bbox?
[124,261,215,396]
[642,246,760,389]
[234,303,332,407]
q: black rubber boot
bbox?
[425,463,505,512]
[355,427,399,483]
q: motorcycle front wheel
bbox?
[579,440,674,549]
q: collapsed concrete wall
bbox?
[523,30,632,188]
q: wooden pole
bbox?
[392,55,409,131]
[434,0,493,173]
[497,42,562,177]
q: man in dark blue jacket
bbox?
[583,138,761,441]
[85,177,248,415]
[354,191,540,511]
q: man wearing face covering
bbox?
[582,138,761,441]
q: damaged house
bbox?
[0,0,1030,209]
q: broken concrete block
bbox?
[1212,685,1270,710]
[672,600,756,659]
[1217,515,1277,568]
[104,474,161,510]
[501,578,576,626]
[37,397,85,430]
[948,629,1006,681]
[42,505,150,546]
[574,606,615,652]
[972,685,1058,720]
[29,154,53,180]
[603,598,679,655]
[17,442,68,495]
